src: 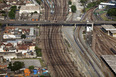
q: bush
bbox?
[71,5,77,13]
[29,66,34,70]
[35,46,42,57]
[9,6,16,19]
[36,0,41,5]
[107,8,116,16]
[21,34,26,39]
[8,61,24,71]
[68,1,72,5]
[80,0,87,4]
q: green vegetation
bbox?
[29,66,34,70]
[0,0,3,2]
[38,58,46,67]
[9,6,16,19]
[68,0,72,5]
[0,11,6,16]
[71,5,77,13]
[21,34,26,39]
[87,2,98,8]
[35,46,42,57]
[8,61,24,71]
[34,11,38,13]
[107,8,116,16]
[36,0,41,5]
[80,0,87,5]
[101,12,110,21]
[0,23,2,26]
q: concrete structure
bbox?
[19,4,40,16]
[0,16,4,20]
[0,52,17,60]
[31,14,39,21]
[102,55,116,75]
[30,28,34,35]
[99,2,115,9]
[101,25,116,37]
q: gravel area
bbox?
[12,59,41,68]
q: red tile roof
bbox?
[5,43,13,47]
[18,45,28,50]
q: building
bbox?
[99,2,115,9]
[101,25,116,37]
[0,52,17,60]
[19,4,40,16]
[0,16,4,20]
[31,14,39,21]
[0,56,8,76]
[101,55,116,75]
[24,68,30,76]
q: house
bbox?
[0,52,17,60]
[5,43,13,48]
[29,44,35,51]
[17,45,29,54]
[0,16,4,20]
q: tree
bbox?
[35,46,42,57]
[0,23,2,26]
[8,61,24,71]
[7,62,12,69]
[9,6,16,19]
[34,11,38,13]
[36,0,41,5]
[107,8,116,16]
[68,1,72,5]
[29,66,34,70]
[80,0,87,4]
[21,34,26,39]
[71,5,77,13]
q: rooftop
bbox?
[20,5,40,11]
[102,55,116,74]
[101,25,116,30]
[102,25,116,33]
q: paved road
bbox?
[62,26,93,77]
[75,27,105,77]
[1,20,116,24]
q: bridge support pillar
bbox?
[108,30,110,35]
[92,23,94,31]
[6,24,8,26]
[62,25,63,27]
[74,24,76,28]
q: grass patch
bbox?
[101,13,111,21]
[38,58,46,67]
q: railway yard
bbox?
[39,0,116,76]
[0,0,116,77]
[39,0,82,76]
[91,26,116,77]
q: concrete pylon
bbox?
[91,23,94,31]
[74,23,76,28]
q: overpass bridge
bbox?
[0,20,116,26]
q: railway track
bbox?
[91,26,116,77]
[40,0,83,76]
[41,26,81,77]
[74,26,116,77]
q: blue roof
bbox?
[5,76,8,77]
